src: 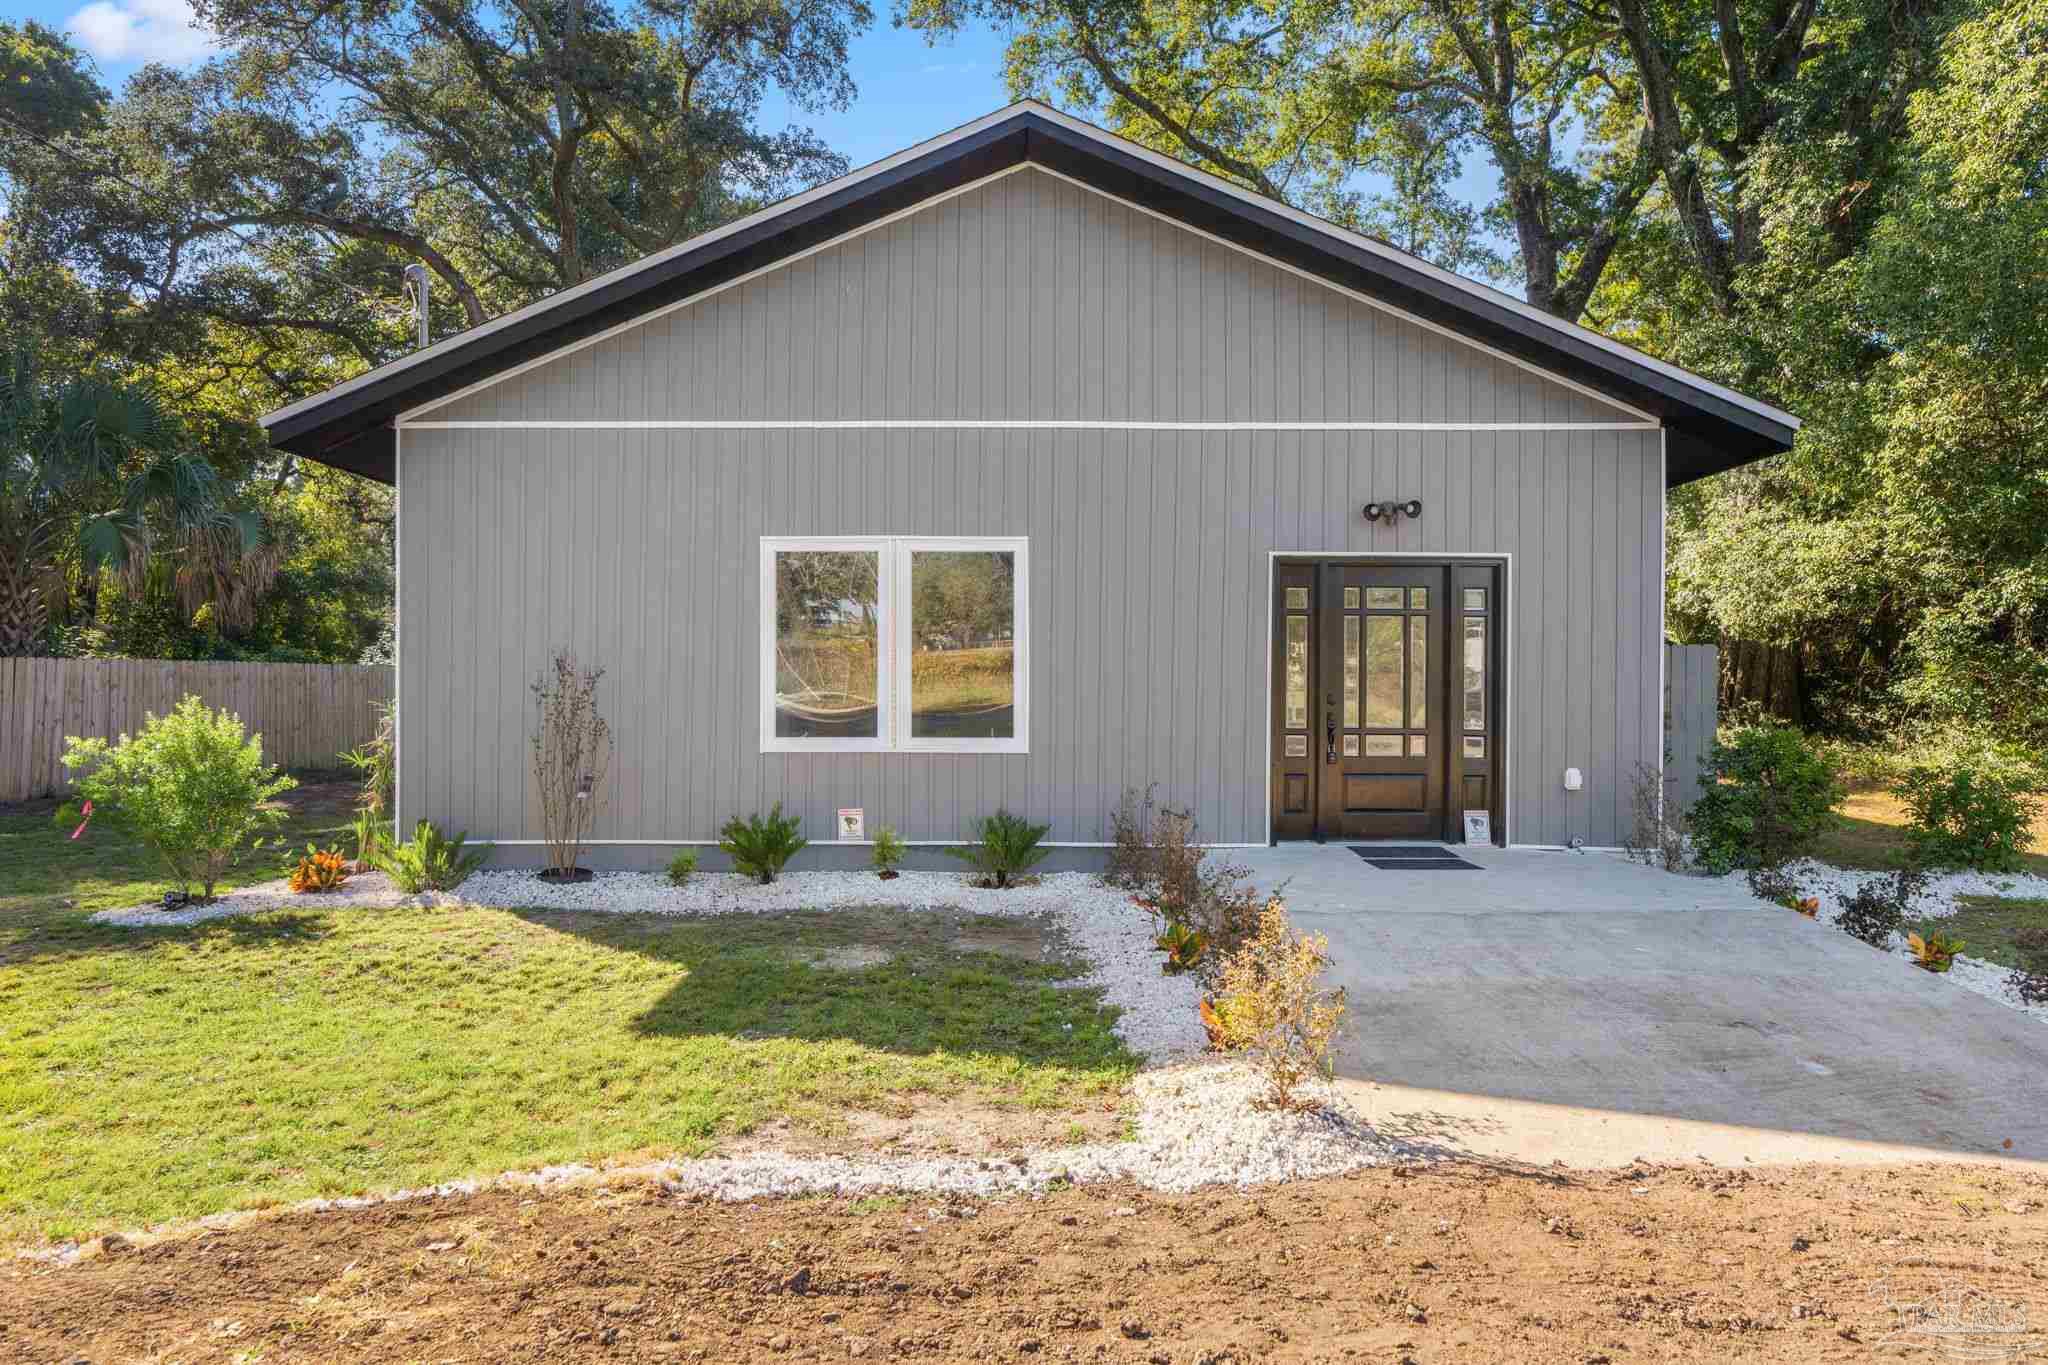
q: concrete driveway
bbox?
[1237,843,2048,1164]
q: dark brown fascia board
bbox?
[271,108,1792,487]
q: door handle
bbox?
[1325,694,1337,764]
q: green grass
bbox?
[1909,897,2048,970]
[1809,783,2048,876]
[0,786,1134,1246]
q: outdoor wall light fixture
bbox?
[1362,499,1423,526]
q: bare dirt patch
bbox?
[9,1161,2045,1362]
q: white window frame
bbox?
[759,535,1029,755]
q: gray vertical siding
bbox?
[398,426,1665,849]
[396,164,1668,854]
[424,169,1643,428]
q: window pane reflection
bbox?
[774,550,880,738]
[910,550,1017,738]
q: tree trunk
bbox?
[1720,638,1803,724]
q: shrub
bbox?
[1155,919,1208,974]
[1895,764,2041,873]
[1207,898,1347,1109]
[1103,785,1159,889]
[1125,802,1265,967]
[1905,929,1964,973]
[719,804,807,884]
[948,809,1050,888]
[60,695,296,903]
[665,850,698,886]
[339,699,396,819]
[2006,925,2048,1005]
[1623,761,1689,873]
[871,826,907,878]
[1688,725,1844,876]
[530,652,613,878]
[349,809,386,875]
[374,819,489,894]
[288,845,350,894]
[1833,864,1930,948]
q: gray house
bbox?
[263,102,1797,863]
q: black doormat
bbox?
[1347,845,1481,871]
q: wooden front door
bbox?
[1270,560,1503,843]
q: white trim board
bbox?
[393,161,1660,428]
[403,419,1659,433]
[1263,551,1514,847]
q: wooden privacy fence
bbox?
[1664,643,1719,807]
[0,658,394,802]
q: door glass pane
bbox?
[1408,586,1429,610]
[1342,615,1360,727]
[1409,617,1428,729]
[1285,615,1308,728]
[1365,616,1403,727]
[910,549,1016,738]
[1463,587,1487,612]
[1463,735,1486,759]
[1343,586,1361,609]
[1366,587,1403,610]
[1408,734,1426,757]
[1285,586,1309,610]
[1463,616,1487,732]
[1285,734,1308,758]
[1342,734,1360,756]
[1365,734,1402,756]
[774,549,881,738]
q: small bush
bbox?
[374,819,489,894]
[288,845,351,894]
[60,695,296,903]
[1688,725,1844,876]
[1905,929,1964,973]
[1154,919,1208,974]
[1623,761,1690,872]
[1103,785,1159,889]
[1895,764,2041,873]
[1124,802,1264,968]
[530,652,613,878]
[1208,898,1347,1109]
[340,699,395,819]
[2006,925,2048,1005]
[871,826,907,878]
[948,809,1050,888]
[349,809,387,875]
[719,804,807,884]
[1834,864,1930,948]
[665,850,699,886]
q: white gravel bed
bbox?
[86,871,444,927]
[644,1060,1396,1201]
[1717,858,2048,920]
[1871,933,2048,1025]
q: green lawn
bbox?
[0,784,1134,1246]
[1910,897,2048,970]
[1811,783,2048,876]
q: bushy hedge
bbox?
[1689,724,1845,876]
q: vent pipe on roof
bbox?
[401,263,430,351]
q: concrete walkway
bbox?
[1237,843,2048,1165]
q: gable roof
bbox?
[262,101,1798,486]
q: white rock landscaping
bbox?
[87,867,1397,1203]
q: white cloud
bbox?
[68,0,219,66]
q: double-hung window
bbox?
[759,537,1028,754]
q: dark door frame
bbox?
[1266,552,1509,845]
